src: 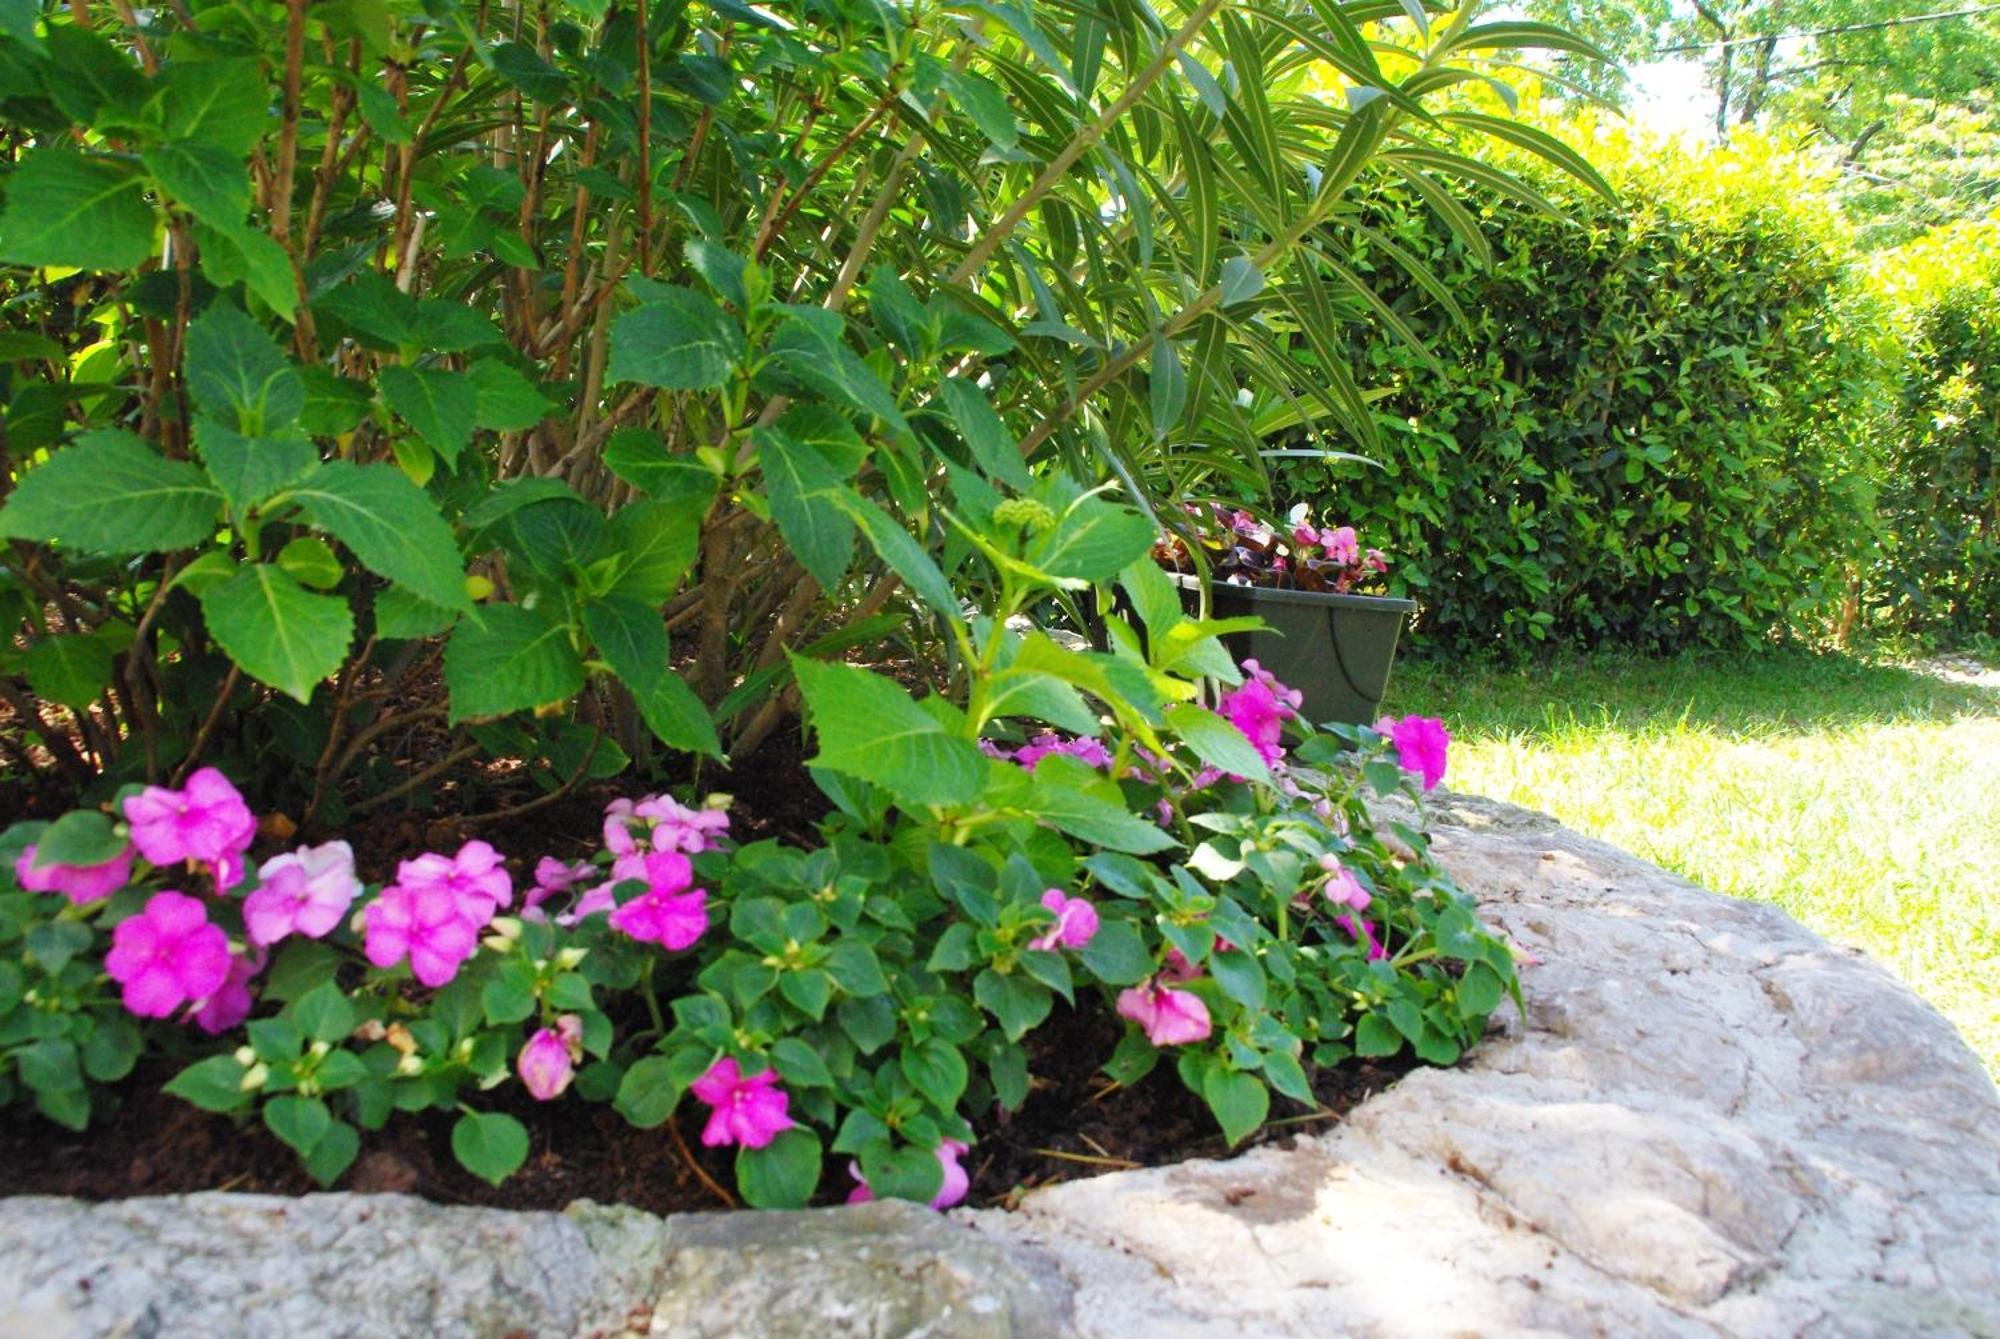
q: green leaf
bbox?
[24,633,118,711]
[600,498,700,602]
[838,995,897,1054]
[607,285,743,390]
[277,536,344,590]
[451,1110,530,1187]
[792,657,985,809]
[199,565,354,703]
[829,490,960,619]
[374,587,457,640]
[900,1038,968,1110]
[0,431,220,554]
[303,1119,360,1187]
[1165,703,1271,783]
[444,604,583,722]
[81,1018,142,1083]
[777,967,832,1020]
[735,1126,822,1209]
[1219,255,1265,306]
[186,303,303,433]
[264,1094,334,1158]
[1148,332,1187,440]
[1029,770,1178,855]
[942,67,1019,147]
[603,430,720,507]
[16,1038,81,1095]
[936,377,1031,489]
[378,366,477,468]
[1354,1013,1404,1058]
[466,359,554,430]
[25,920,96,974]
[1076,920,1152,986]
[0,150,154,270]
[1028,499,1157,583]
[1456,964,1505,1019]
[765,314,909,437]
[823,939,890,997]
[195,421,318,513]
[754,426,853,592]
[288,461,470,613]
[581,594,719,757]
[1201,1067,1269,1147]
[769,1036,833,1089]
[143,141,252,229]
[613,1055,685,1128]
[198,222,301,317]
[159,58,269,153]
[989,1041,1030,1109]
[290,982,357,1043]
[165,1055,252,1113]
[973,968,1052,1042]
[859,1140,947,1204]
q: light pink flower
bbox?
[1323,525,1360,566]
[390,840,513,927]
[1028,889,1098,951]
[1161,946,1201,982]
[104,891,232,1019]
[1376,715,1450,792]
[362,881,480,987]
[1317,854,1370,911]
[524,857,596,920]
[690,1056,794,1149]
[845,1137,971,1210]
[122,767,256,889]
[244,841,362,947]
[607,851,709,950]
[1217,659,1302,767]
[1116,979,1212,1046]
[189,945,265,1034]
[1011,733,1114,773]
[1291,523,1321,549]
[517,1027,576,1101]
[14,842,135,905]
[633,794,731,854]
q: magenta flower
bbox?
[362,881,480,987]
[524,857,595,921]
[690,1056,794,1149]
[244,841,362,947]
[1011,733,1115,773]
[14,841,135,905]
[122,767,256,889]
[390,840,512,927]
[1217,659,1302,767]
[189,945,265,1035]
[846,1137,972,1210]
[1028,889,1099,951]
[1337,914,1388,962]
[1116,979,1212,1046]
[104,891,232,1019]
[1376,715,1450,792]
[516,1027,577,1101]
[607,851,709,950]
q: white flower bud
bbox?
[239,1062,270,1091]
[233,1045,257,1067]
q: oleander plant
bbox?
[0,0,1594,1205]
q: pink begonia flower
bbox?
[190,945,265,1035]
[1116,979,1213,1046]
[1291,523,1321,550]
[104,891,231,1019]
[691,1056,794,1149]
[14,842,136,905]
[1317,854,1370,912]
[391,840,512,926]
[607,851,709,950]
[1029,889,1099,951]
[1012,733,1115,773]
[1337,914,1388,962]
[122,767,256,890]
[1322,525,1360,566]
[362,881,480,987]
[244,841,362,947]
[1376,715,1451,792]
[517,1026,577,1101]
[846,1137,972,1210]
[1365,548,1388,573]
[1217,659,1302,768]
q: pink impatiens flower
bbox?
[1028,889,1099,952]
[244,841,362,947]
[362,881,480,987]
[690,1056,794,1149]
[1337,914,1388,962]
[1010,733,1115,773]
[523,857,596,921]
[1217,659,1302,767]
[1116,979,1213,1046]
[14,842,135,905]
[1318,853,1370,912]
[606,851,710,950]
[122,767,256,890]
[104,891,232,1019]
[602,794,732,857]
[516,1024,579,1101]
[1376,715,1450,792]
[390,840,512,926]
[190,945,265,1035]
[846,1137,972,1210]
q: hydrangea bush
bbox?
[1,526,1504,1207]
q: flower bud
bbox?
[239,1062,270,1091]
[308,1040,331,1060]
[554,946,588,970]
[516,1027,575,1101]
[395,1052,424,1077]
[233,1045,257,1066]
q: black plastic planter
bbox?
[1175,576,1417,727]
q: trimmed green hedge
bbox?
[1869,219,2000,640]
[1274,126,1893,654]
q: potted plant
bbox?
[1157,505,1418,726]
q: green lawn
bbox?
[1386,649,2000,1075]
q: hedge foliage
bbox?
[1869,219,2000,641]
[1271,124,1902,654]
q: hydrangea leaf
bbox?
[791,657,985,809]
[199,564,354,703]
[0,431,220,555]
[443,604,583,722]
[288,460,471,613]
[607,284,743,390]
[0,150,154,270]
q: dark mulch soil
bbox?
[0,1003,1411,1212]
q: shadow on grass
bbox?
[1388,646,2000,744]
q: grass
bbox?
[1385,647,2000,1075]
